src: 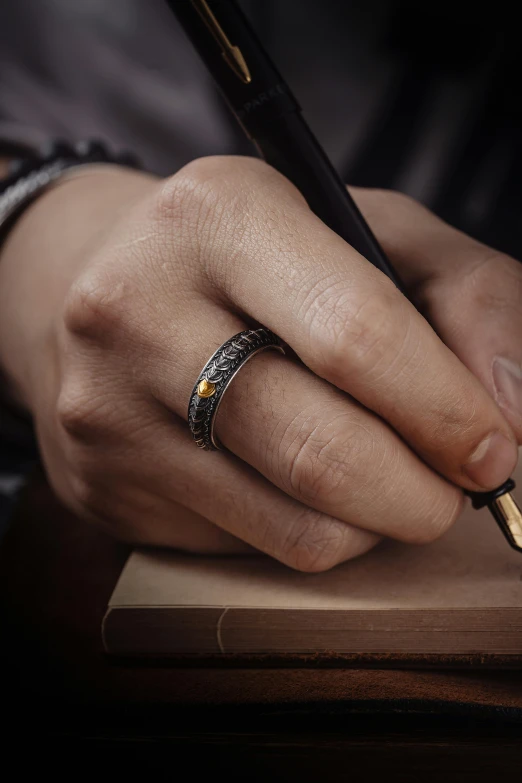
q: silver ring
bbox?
[188,327,285,450]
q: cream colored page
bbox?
[110,461,522,611]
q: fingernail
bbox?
[493,357,522,423]
[463,431,518,489]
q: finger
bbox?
[91,494,254,555]
[351,186,522,443]
[51,345,379,573]
[143,305,462,546]
[160,157,517,492]
[216,350,465,544]
[108,414,381,573]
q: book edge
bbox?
[102,605,522,657]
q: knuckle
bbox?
[338,290,410,376]
[56,382,106,441]
[425,382,483,451]
[69,473,134,541]
[154,156,271,225]
[154,157,226,224]
[153,157,306,294]
[68,472,100,513]
[280,509,349,573]
[281,414,371,508]
[303,279,408,384]
[408,487,463,545]
[154,155,300,245]
[337,290,399,368]
[463,249,522,314]
[63,270,129,342]
[153,157,249,275]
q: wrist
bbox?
[0,164,157,412]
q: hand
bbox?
[0,157,520,570]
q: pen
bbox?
[165,0,522,552]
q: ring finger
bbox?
[144,300,463,545]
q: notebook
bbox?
[103,462,522,658]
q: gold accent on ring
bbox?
[197,379,216,398]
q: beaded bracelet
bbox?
[0,139,140,246]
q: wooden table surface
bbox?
[1,474,522,780]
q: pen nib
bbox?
[489,492,522,552]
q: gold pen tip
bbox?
[490,492,522,552]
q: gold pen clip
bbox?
[192,0,252,84]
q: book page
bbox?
[110,460,522,612]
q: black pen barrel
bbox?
[255,113,405,291]
[167,1,403,288]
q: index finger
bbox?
[167,157,518,493]
[351,186,522,443]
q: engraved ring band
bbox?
[187,327,285,451]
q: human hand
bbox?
[0,157,519,570]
